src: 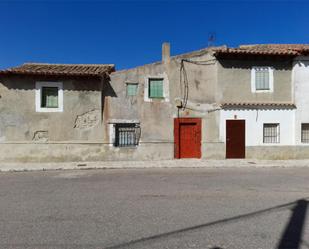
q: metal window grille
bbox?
[301,123,309,143]
[255,67,270,90]
[149,78,164,98]
[126,83,138,96]
[263,123,280,143]
[115,123,141,147]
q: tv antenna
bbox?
[208,32,216,47]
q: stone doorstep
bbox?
[1,159,309,172]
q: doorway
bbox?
[174,118,201,159]
[226,120,245,159]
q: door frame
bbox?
[174,118,202,159]
[226,119,246,159]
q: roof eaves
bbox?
[221,102,296,109]
[214,48,299,57]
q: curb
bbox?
[1,159,309,172]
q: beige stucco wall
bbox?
[108,50,220,160]
[0,75,106,143]
[217,58,293,103]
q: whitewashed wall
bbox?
[293,57,309,145]
[220,109,295,146]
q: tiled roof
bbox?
[221,102,296,109]
[214,44,309,57]
[0,63,115,77]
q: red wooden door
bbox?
[226,120,245,159]
[174,118,201,159]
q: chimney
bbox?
[162,42,170,64]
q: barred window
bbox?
[115,123,141,147]
[263,123,280,143]
[301,123,309,143]
[255,67,270,90]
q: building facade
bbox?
[1,44,309,162]
[0,63,115,162]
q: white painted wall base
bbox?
[220,109,295,146]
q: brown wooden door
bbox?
[174,118,201,159]
[226,120,245,159]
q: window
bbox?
[301,123,309,143]
[126,83,138,96]
[263,123,280,143]
[251,67,273,92]
[149,78,163,98]
[114,123,141,147]
[144,75,169,102]
[35,82,63,112]
[41,87,58,108]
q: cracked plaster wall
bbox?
[0,75,104,142]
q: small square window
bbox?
[126,83,138,96]
[35,81,63,112]
[149,78,164,98]
[41,87,59,108]
[251,67,273,92]
[114,123,141,147]
[255,67,270,90]
[301,123,309,143]
[263,123,280,143]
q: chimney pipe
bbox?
[162,42,170,64]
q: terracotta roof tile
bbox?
[221,102,296,109]
[0,63,115,77]
[214,44,309,57]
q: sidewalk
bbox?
[1,159,309,172]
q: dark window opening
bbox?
[41,87,59,108]
[115,123,141,147]
[301,123,309,143]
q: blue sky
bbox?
[0,1,309,70]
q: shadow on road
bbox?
[277,199,308,249]
[105,198,309,249]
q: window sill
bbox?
[254,89,272,93]
[36,107,63,113]
[113,146,139,149]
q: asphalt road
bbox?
[0,167,308,249]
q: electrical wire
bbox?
[179,58,217,110]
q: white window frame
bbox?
[144,73,169,102]
[251,67,274,93]
[35,81,63,112]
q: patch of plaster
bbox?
[175,98,221,113]
[0,129,5,142]
[74,109,100,130]
[33,131,48,142]
[0,113,24,127]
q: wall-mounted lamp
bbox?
[175,99,183,108]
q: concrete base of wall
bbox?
[2,143,309,163]
[202,142,225,159]
[0,143,174,163]
[246,146,309,159]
